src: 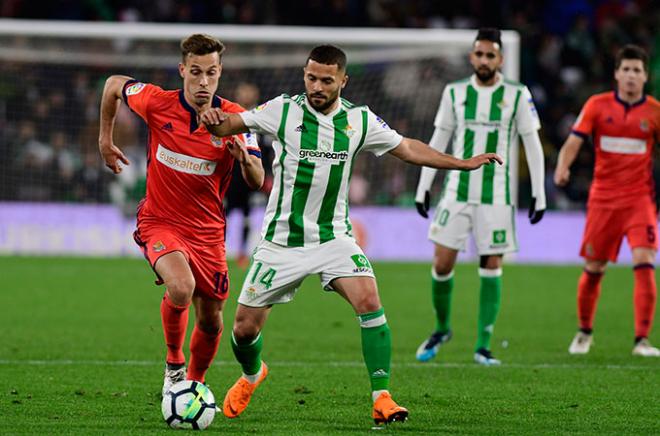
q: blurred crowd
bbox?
[1,0,659,210]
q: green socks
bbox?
[476,268,502,351]
[231,331,263,376]
[431,269,454,332]
[358,308,391,391]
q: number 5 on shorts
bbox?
[249,261,277,290]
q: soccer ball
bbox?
[161,380,216,430]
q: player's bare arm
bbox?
[554,133,584,187]
[200,109,249,137]
[390,137,503,171]
[98,75,132,174]
[227,136,265,190]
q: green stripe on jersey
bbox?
[481,86,505,204]
[265,101,291,241]
[457,85,478,201]
[345,110,369,235]
[287,106,319,246]
[505,89,522,205]
[318,110,350,243]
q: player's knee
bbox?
[585,260,607,274]
[197,317,223,335]
[433,260,453,276]
[632,248,656,265]
[166,276,195,305]
[232,315,260,342]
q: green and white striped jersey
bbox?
[240,94,403,247]
[435,74,540,205]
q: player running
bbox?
[414,28,546,366]
[98,34,265,395]
[200,44,502,425]
[555,44,660,357]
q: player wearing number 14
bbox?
[200,44,501,424]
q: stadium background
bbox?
[1,2,659,435]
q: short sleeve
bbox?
[515,86,541,135]
[122,81,163,123]
[239,95,285,136]
[571,96,597,138]
[433,86,457,131]
[361,109,404,156]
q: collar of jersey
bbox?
[178,90,222,134]
[470,73,503,90]
[614,90,646,109]
[304,95,343,118]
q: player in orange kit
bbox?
[555,44,660,357]
[98,34,265,394]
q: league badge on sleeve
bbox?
[126,82,146,95]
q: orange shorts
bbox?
[580,197,658,262]
[133,223,230,301]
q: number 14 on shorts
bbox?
[249,262,277,290]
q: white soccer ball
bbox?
[161,380,216,430]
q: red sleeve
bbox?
[122,81,164,124]
[571,96,598,139]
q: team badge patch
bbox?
[210,135,224,147]
[492,230,507,246]
[351,254,372,273]
[344,124,356,138]
[153,241,166,252]
[640,119,649,132]
[126,82,146,95]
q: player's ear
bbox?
[341,73,349,89]
[178,63,185,79]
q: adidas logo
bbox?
[294,124,307,133]
[372,369,388,378]
[161,122,174,132]
[605,117,614,124]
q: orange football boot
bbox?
[372,392,409,425]
[223,362,268,418]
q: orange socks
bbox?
[577,270,603,332]
[161,294,190,365]
[187,326,222,382]
[633,264,656,340]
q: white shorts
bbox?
[428,198,518,255]
[237,237,375,307]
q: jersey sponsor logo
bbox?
[125,82,146,95]
[156,143,217,175]
[153,241,166,252]
[299,149,349,163]
[600,136,646,154]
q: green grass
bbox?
[0,257,658,435]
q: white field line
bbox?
[0,359,655,371]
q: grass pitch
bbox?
[0,256,658,435]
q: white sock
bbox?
[242,364,263,384]
[372,389,388,402]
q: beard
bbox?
[308,91,339,112]
[474,66,497,83]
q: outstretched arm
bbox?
[390,137,502,170]
[199,109,250,137]
[98,75,132,174]
[554,133,585,187]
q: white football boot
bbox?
[568,331,593,355]
[632,338,660,357]
[162,365,187,396]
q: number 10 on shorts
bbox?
[249,261,277,290]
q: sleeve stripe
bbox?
[571,129,588,139]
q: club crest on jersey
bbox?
[153,241,166,252]
[210,135,224,148]
[640,119,649,132]
[496,100,507,109]
[344,124,356,138]
[126,82,145,95]
[253,102,268,112]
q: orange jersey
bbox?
[123,80,260,243]
[572,91,660,208]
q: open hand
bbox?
[463,153,503,170]
[99,142,130,174]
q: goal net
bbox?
[0,20,520,212]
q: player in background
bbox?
[200,45,502,425]
[98,34,265,395]
[555,44,660,357]
[225,82,273,269]
[414,28,546,366]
